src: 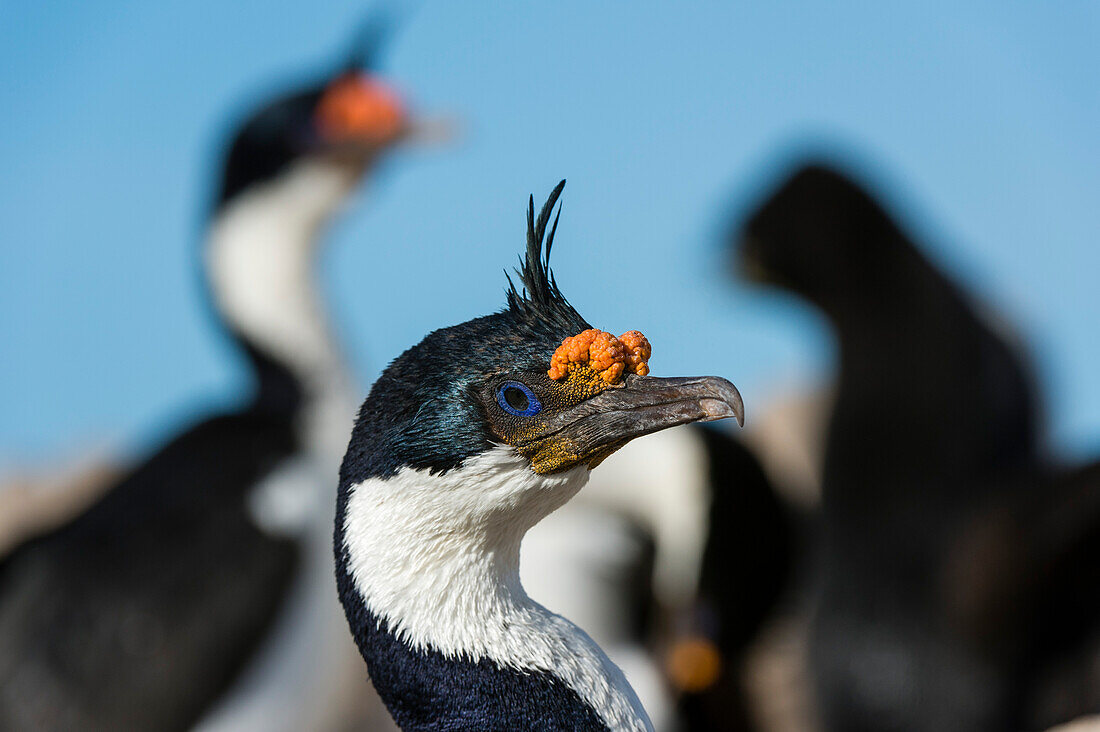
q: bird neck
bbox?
[825,269,1038,518]
[206,158,361,449]
[337,447,653,732]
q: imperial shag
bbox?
[0,31,415,732]
[335,181,746,731]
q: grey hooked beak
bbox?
[516,375,744,474]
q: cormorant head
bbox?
[342,180,744,488]
[204,17,430,417]
[216,19,412,210]
[737,162,924,315]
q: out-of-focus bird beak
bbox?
[398,114,462,146]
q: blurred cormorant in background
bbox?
[675,427,795,731]
[529,421,794,731]
[0,21,422,731]
[736,162,1100,731]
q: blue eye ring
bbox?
[495,381,542,417]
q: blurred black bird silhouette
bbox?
[0,25,419,732]
[672,427,794,732]
[736,161,1100,731]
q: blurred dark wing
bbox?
[0,412,299,732]
[1022,461,1100,725]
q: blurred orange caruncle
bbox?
[314,73,406,145]
[548,329,651,384]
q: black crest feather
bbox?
[505,180,587,334]
[344,3,408,74]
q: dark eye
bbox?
[495,381,542,417]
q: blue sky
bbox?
[1,1,1098,461]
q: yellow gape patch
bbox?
[548,329,652,385]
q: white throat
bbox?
[195,159,369,731]
[206,157,360,454]
[342,446,654,732]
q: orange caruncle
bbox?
[548,329,652,384]
[618,330,652,377]
[314,74,405,145]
